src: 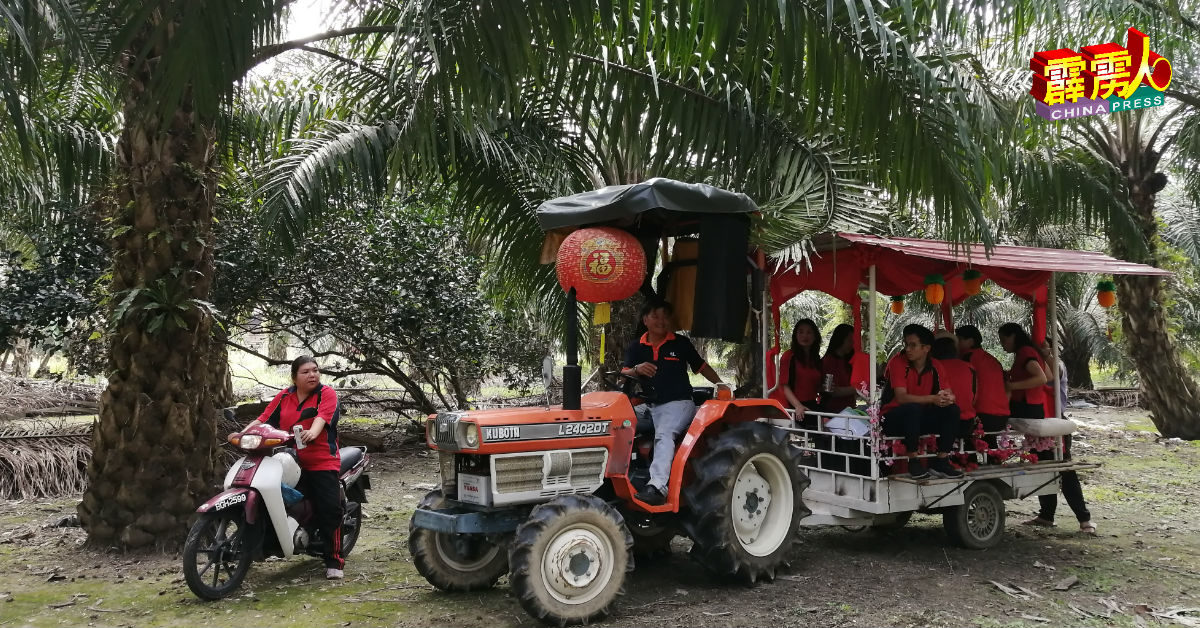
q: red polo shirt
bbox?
[258,385,341,472]
[962,348,1009,416]
[775,349,823,405]
[939,358,977,420]
[1008,346,1046,405]
[882,357,948,413]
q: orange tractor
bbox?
[408,179,810,625]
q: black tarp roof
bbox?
[535,178,758,231]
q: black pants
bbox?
[883,403,959,453]
[1037,434,1092,523]
[299,469,344,568]
[1011,401,1091,523]
[978,413,1009,448]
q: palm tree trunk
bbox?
[1111,188,1200,439]
[77,26,222,549]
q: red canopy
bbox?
[766,232,1170,353]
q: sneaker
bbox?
[929,458,964,479]
[908,461,930,480]
[635,485,666,506]
[325,568,344,580]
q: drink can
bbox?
[822,374,835,393]
[293,425,307,449]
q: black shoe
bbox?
[635,485,666,506]
[908,461,930,480]
[929,458,964,478]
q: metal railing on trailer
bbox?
[768,409,1098,531]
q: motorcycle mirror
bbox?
[222,408,236,423]
[300,408,318,420]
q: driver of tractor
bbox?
[622,300,723,506]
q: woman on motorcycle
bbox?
[243,355,345,579]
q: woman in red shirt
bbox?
[821,324,858,414]
[245,356,345,579]
[778,319,823,428]
[998,323,1047,419]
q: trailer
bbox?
[761,232,1168,547]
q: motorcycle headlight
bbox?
[239,434,262,450]
[464,423,480,449]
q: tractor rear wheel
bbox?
[682,421,810,583]
[409,490,509,591]
[509,494,633,626]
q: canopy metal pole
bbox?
[868,265,877,404]
[1048,272,1061,419]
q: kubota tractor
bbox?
[408,179,810,626]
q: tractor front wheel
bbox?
[682,421,810,582]
[509,494,633,626]
[409,490,509,591]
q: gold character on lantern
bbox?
[588,250,614,278]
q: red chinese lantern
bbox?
[924,274,945,305]
[962,269,984,296]
[1097,279,1116,308]
[890,295,905,315]
[555,227,646,303]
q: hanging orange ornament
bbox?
[924,274,945,304]
[1097,280,1116,308]
[890,295,905,315]
[962,269,984,296]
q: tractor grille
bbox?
[488,448,608,506]
[432,412,464,451]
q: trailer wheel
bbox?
[682,422,810,582]
[509,494,633,626]
[943,482,1005,549]
[409,490,508,591]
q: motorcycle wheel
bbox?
[183,512,254,600]
[340,502,363,556]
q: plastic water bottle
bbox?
[293,425,307,449]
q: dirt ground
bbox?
[1,406,1199,628]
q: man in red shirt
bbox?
[933,336,976,437]
[956,325,1010,455]
[881,326,963,479]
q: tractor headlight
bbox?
[463,423,480,449]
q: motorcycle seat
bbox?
[339,447,365,474]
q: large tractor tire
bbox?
[681,421,810,583]
[409,490,509,591]
[943,482,1005,549]
[509,494,634,626]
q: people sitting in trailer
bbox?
[881,325,964,479]
[955,324,1011,455]
[820,323,859,414]
[775,318,824,428]
[932,336,977,439]
[621,300,723,506]
[997,322,1048,419]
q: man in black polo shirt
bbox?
[622,300,723,505]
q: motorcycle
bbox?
[183,408,371,600]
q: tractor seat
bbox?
[339,447,365,474]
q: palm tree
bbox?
[248,0,1036,387]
